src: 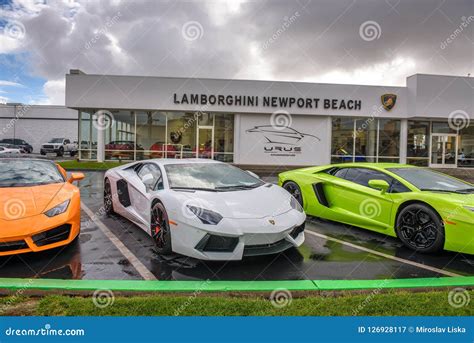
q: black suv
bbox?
[0,139,33,153]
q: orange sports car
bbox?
[0,158,84,256]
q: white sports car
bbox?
[104,159,306,260]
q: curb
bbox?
[0,276,473,293]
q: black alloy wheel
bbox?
[396,203,445,253]
[151,202,172,254]
[283,181,304,206]
[104,179,115,215]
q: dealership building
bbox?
[1,71,473,168]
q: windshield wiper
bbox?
[420,188,473,194]
[216,184,262,190]
[171,186,218,192]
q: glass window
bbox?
[388,168,473,192]
[331,117,354,163]
[407,121,430,166]
[137,163,163,190]
[136,111,167,160]
[79,110,97,160]
[166,112,197,158]
[214,114,234,162]
[339,167,410,193]
[459,124,474,167]
[378,119,400,160]
[164,163,263,190]
[104,110,136,160]
[354,118,377,162]
[0,160,64,187]
[432,122,457,134]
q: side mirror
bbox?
[368,179,390,194]
[246,170,260,179]
[142,173,155,186]
[68,172,85,183]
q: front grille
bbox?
[290,223,305,239]
[243,239,293,257]
[32,224,71,247]
[43,145,54,149]
[195,234,239,252]
[0,240,28,252]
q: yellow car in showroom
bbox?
[0,158,84,256]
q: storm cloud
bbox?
[0,0,472,104]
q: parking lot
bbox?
[0,171,472,281]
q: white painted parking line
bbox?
[305,230,462,277]
[81,203,157,280]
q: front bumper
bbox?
[170,209,306,260]
[442,215,474,255]
[0,209,80,257]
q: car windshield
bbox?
[388,168,474,193]
[49,138,63,143]
[165,163,264,191]
[0,160,64,187]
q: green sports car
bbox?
[279,163,474,255]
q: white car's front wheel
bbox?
[151,202,172,254]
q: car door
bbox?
[127,163,163,229]
[322,167,397,231]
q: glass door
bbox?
[197,127,214,159]
[430,134,457,168]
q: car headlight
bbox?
[187,205,223,225]
[464,206,474,213]
[44,200,70,217]
[290,196,304,213]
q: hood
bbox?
[173,184,293,219]
[424,191,474,207]
[0,183,67,220]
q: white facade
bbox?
[0,105,78,153]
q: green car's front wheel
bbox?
[283,181,304,207]
[396,204,445,253]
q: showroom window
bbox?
[406,120,430,166]
[79,110,234,162]
[458,123,474,167]
[331,117,401,163]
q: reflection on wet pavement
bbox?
[0,171,472,281]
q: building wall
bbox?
[0,105,78,153]
[235,114,331,165]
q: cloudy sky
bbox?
[0,0,472,105]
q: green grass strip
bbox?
[0,276,473,293]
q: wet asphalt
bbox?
[0,171,472,281]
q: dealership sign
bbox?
[173,93,362,110]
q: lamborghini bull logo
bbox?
[381,94,397,111]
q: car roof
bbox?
[329,162,418,170]
[147,158,223,166]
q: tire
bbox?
[57,147,64,157]
[150,201,172,254]
[283,181,303,206]
[104,179,115,215]
[396,203,445,253]
[70,150,77,157]
[40,151,46,156]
